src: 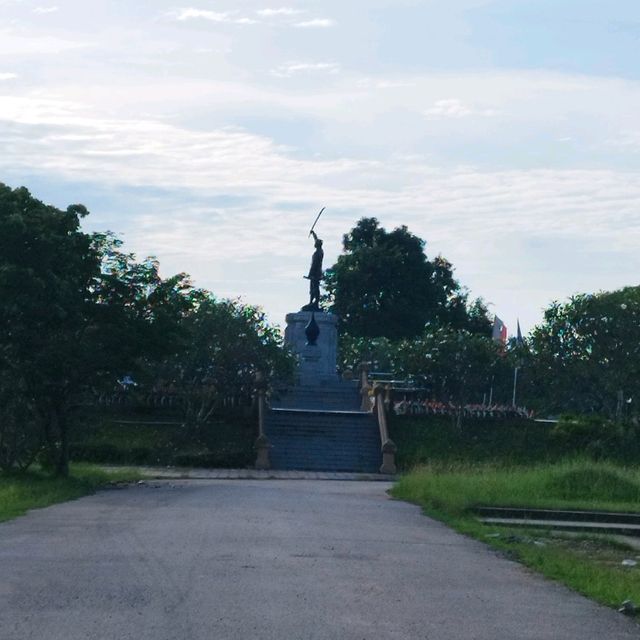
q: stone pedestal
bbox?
[284,311,339,386]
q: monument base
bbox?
[284,311,339,386]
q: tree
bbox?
[0,183,296,474]
[0,184,197,475]
[92,235,199,372]
[0,185,103,474]
[150,296,293,443]
[340,326,507,413]
[324,218,491,340]
[524,287,640,417]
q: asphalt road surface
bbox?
[1,479,638,639]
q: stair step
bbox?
[264,382,380,472]
[270,382,362,412]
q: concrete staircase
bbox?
[271,380,361,412]
[265,382,382,472]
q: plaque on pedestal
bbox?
[284,311,338,386]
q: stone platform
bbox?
[284,310,338,385]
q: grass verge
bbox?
[0,464,141,523]
[391,460,640,611]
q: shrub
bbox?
[545,466,640,502]
[389,415,554,469]
[550,415,640,460]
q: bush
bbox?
[545,466,640,502]
[389,415,554,469]
[391,413,640,469]
[69,417,255,468]
[551,415,640,461]
[69,443,151,464]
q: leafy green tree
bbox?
[151,296,293,443]
[524,287,640,417]
[324,218,491,339]
[93,235,199,370]
[399,327,507,424]
[340,326,508,417]
[0,185,198,475]
[0,185,103,475]
[338,335,395,374]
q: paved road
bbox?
[1,480,637,640]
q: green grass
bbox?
[393,460,640,513]
[392,461,640,610]
[0,464,141,523]
[514,539,640,607]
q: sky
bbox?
[1,0,640,335]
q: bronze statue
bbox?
[302,208,325,311]
[303,231,323,310]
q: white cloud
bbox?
[0,72,17,80]
[167,6,329,28]
[270,62,340,78]
[32,5,59,13]
[356,78,414,90]
[423,98,498,119]
[294,18,334,28]
[170,8,257,25]
[608,130,640,151]
[257,7,302,17]
[1,94,638,249]
[193,46,232,54]
[0,30,88,55]
[173,8,227,22]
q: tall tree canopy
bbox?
[324,217,491,340]
[0,186,100,473]
[523,286,640,417]
[0,185,191,473]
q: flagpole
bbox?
[513,318,524,408]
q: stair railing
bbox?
[359,361,374,412]
[254,371,271,470]
[373,384,397,475]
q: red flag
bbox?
[492,316,507,344]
